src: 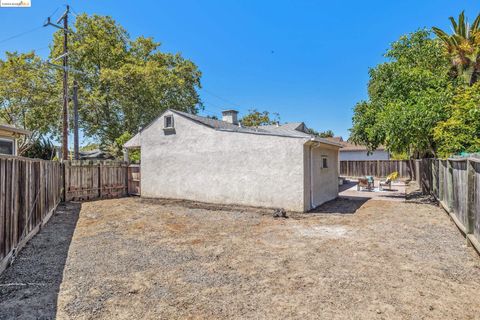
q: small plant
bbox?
[21,137,56,160]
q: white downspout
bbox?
[310,142,322,210]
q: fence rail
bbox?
[0,155,62,274]
[340,160,413,178]
[418,157,480,254]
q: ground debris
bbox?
[273,208,287,218]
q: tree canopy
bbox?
[50,14,202,152]
[0,13,202,155]
[350,29,454,158]
[0,52,59,152]
[240,109,280,127]
[434,83,480,157]
[304,127,334,138]
[351,13,480,158]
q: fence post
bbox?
[447,160,454,212]
[466,159,475,234]
[61,162,66,202]
[98,163,102,199]
[438,160,444,202]
[415,159,421,185]
[125,163,129,196]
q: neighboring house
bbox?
[327,137,390,161]
[124,109,342,212]
[0,124,31,156]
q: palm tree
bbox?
[433,11,480,86]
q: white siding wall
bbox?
[340,150,389,161]
[139,111,307,211]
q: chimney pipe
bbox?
[222,109,239,125]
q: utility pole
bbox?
[61,6,69,160]
[73,80,79,160]
[45,5,70,160]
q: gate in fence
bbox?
[63,161,129,201]
[127,164,141,196]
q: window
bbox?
[164,115,174,129]
[0,139,14,155]
[321,155,328,169]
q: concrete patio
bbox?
[339,179,406,201]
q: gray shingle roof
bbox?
[124,109,343,148]
[172,110,313,138]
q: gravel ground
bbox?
[0,202,81,320]
[1,196,480,319]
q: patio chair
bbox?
[357,175,374,191]
[379,171,399,191]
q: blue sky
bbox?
[0,0,478,142]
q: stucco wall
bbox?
[139,111,307,211]
[340,150,389,161]
[304,144,339,210]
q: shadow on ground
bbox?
[0,202,81,320]
[309,196,370,214]
[405,187,438,205]
[339,180,358,193]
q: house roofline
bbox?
[0,124,31,136]
[123,109,345,148]
[309,137,343,148]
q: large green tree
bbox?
[49,14,202,151]
[350,30,455,158]
[0,52,59,152]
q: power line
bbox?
[202,88,240,107]
[0,26,43,46]
[69,6,80,17]
[200,99,225,111]
[47,6,60,20]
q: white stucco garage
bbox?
[124,109,342,212]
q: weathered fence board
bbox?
[451,161,468,227]
[64,161,128,201]
[473,161,480,243]
[419,157,480,254]
[340,160,413,178]
[127,164,141,196]
[0,156,62,274]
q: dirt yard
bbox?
[1,196,480,319]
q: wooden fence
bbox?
[418,158,480,254]
[0,157,132,275]
[64,161,128,201]
[0,155,62,274]
[340,160,413,178]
